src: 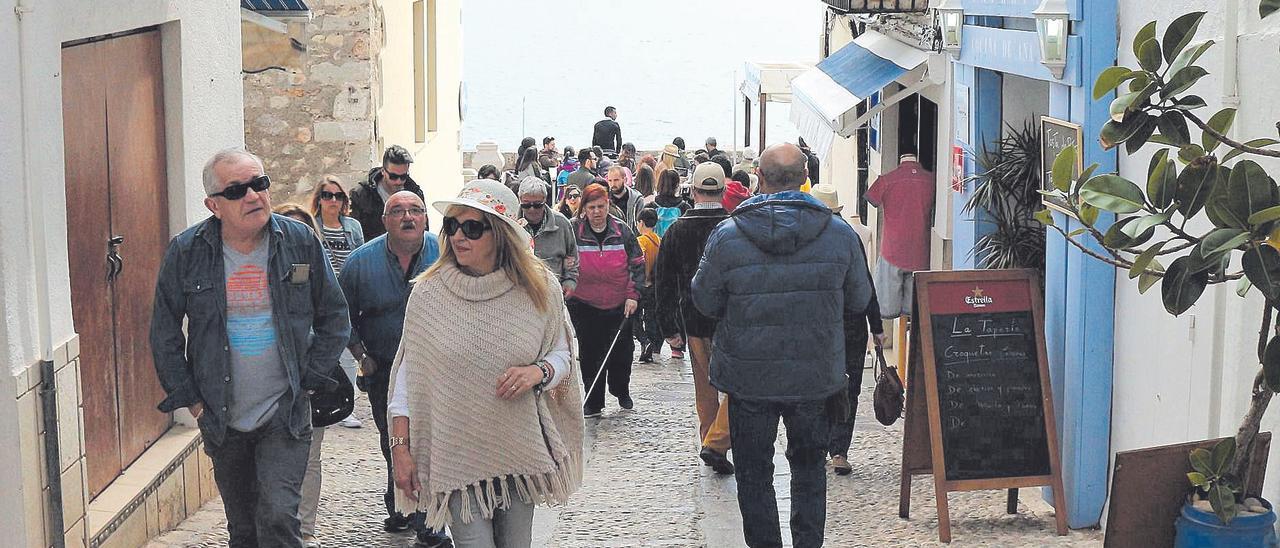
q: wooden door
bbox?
[63,29,172,498]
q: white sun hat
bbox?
[432,179,530,243]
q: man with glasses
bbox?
[151,148,351,547]
[517,177,578,296]
[338,191,451,547]
[566,148,599,195]
[350,145,426,240]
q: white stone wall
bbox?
[0,0,244,544]
[1110,0,1280,518]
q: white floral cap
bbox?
[432,179,531,243]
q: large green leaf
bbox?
[1211,438,1236,476]
[1171,95,1208,111]
[1133,21,1158,61]
[1196,228,1249,259]
[1248,205,1280,226]
[1230,160,1278,221]
[1168,40,1215,80]
[1129,241,1167,279]
[1157,111,1191,147]
[1104,217,1155,248]
[1101,113,1155,150]
[1180,144,1208,164]
[1176,159,1217,217]
[1052,145,1077,192]
[1079,202,1100,227]
[1162,12,1207,62]
[1209,483,1238,525]
[1222,138,1280,164]
[1034,208,1056,227]
[1202,108,1238,153]
[1138,37,1163,72]
[1123,211,1173,238]
[1266,335,1280,392]
[1081,175,1147,214]
[1138,259,1164,293]
[1190,447,1214,475]
[1208,166,1247,229]
[1150,158,1178,209]
[1163,255,1209,315]
[1126,116,1160,154]
[1263,0,1280,18]
[1242,244,1280,300]
[1188,471,1210,488]
[1093,67,1135,100]
[1162,66,1210,99]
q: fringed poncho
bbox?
[388,262,584,529]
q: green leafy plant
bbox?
[963,122,1047,274]
[1037,5,1280,524]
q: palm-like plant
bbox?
[962,122,1047,274]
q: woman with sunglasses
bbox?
[309,175,366,275]
[570,183,644,418]
[556,186,582,219]
[388,179,583,548]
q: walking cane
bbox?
[585,316,632,399]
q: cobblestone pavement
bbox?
[148,350,1104,547]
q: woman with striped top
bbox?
[310,175,366,274]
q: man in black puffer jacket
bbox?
[654,162,734,475]
[349,145,426,240]
[693,143,873,548]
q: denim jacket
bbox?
[150,214,351,446]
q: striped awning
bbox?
[241,0,310,17]
[790,30,930,159]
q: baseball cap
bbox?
[690,163,726,191]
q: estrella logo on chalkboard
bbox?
[964,286,994,308]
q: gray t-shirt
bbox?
[223,238,290,432]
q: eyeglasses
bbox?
[209,175,271,200]
[520,202,544,210]
[567,193,581,200]
[442,217,492,240]
[320,191,347,201]
[383,170,408,181]
[385,207,426,218]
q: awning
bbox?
[241,0,311,18]
[790,30,934,159]
[740,62,811,104]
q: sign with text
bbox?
[898,270,1067,543]
[1041,116,1082,215]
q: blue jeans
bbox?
[728,397,831,548]
[207,401,311,548]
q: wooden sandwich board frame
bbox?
[897,269,1068,543]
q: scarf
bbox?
[389,262,584,529]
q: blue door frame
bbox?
[949,0,1117,529]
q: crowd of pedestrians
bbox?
[149,104,880,547]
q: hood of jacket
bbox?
[731,190,833,256]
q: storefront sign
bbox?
[960,0,1079,19]
[898,269,1068,543]
[959,26,1081,86]
[1040,116,1082,214]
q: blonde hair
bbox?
[309,175,352,229]
[418,206,553,312]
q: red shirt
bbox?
[865,161,934,271]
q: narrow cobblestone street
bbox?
[148,350,1104,547]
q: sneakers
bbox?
[700,447,735,475]
[338,415,362,428]
[618,395,634,410]
[670,348,685,360]
[584,406,603,418]
[639,345,654,363]
[831,454,852,476]
[383,514,413,533]
[414,532,454,548]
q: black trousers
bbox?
[569,300,633,411]
[827,351,870,458]
[367,372,446,540]
[632,285,663,352]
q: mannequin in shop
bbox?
[864,153,934,368]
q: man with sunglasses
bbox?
[517,177,578,296]
[151,148,351,547]
[350,145,426,240]
[338,191,451,547]
[565,148,599,195]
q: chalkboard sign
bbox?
[898,270,1066,543]
[1041,116,1082,214]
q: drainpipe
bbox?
[15,1,67,546]
[1222,0,1240,110]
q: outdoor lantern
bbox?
[1033,0,1069,79]
[934,0,963,57]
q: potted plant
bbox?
[963,121,1047,275]
[1036,6,1280,545]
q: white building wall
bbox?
[0,0,243,544]
[1112,0,1280,511]
[379,0,464,213]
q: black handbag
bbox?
[311,364,355,428]
[872,345,904,426]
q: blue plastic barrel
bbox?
[1174,501,1279,547]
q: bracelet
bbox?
[389,436,409,450]
[536,361,552,387]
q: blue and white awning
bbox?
[790,30,932,159]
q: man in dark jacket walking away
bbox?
[693,143,874,548]
[592,106,622,158]
[349,145,426,240]
[655,162,734,475]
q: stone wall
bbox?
[243,0,379,202]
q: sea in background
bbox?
[460,0,825,152]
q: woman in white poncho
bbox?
[388,179,584,547]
